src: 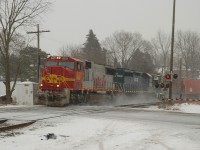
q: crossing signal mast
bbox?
[169,0,176,99]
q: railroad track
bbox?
[0,119,7,124]
[115,102,161,108]
[0,108,107,132]
[0,119,36,132]
[0,103,160,133]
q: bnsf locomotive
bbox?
[37,56,152,106]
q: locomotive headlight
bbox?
[40,84,43,87]
[56,84,60,88]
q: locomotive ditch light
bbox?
[40,83,43,87]
[56,84,60,88]
[173,74,178,79]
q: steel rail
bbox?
[0,121,36,132]
[0,119,8,124]
[115,102,161,108]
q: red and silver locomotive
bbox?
[37,56,118,106]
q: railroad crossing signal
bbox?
[165,73,178,81]
[155,73,178,88]
[155,83,159,88]
[160,83,164,88]
[173,74,178,79]
[165,83,170,88]
[165,74,171,80]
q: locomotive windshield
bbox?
[59,61,74,69]
[46,61,57,66]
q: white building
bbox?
[0,81,38,105]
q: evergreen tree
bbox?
[82,30,105,64]
[129,49,155,73]
[143,52,155,73]
[114,57,121,68]
[19,47,49,82]
[0,46,49,82]
[130,49,143,71]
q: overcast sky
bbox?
[32,0,200,55]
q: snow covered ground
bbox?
[0,103,200,150]
[147,103,200,114]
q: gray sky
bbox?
[33,0,200,55]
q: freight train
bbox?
[37,56,153,106]
[173,78,200,99]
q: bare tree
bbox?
[102,31,143,68]
[0,0,51,102]
[58,44,82,59]
[176,30,200,78]
[152,31,171,71]
[10,34,27,93]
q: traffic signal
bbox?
[173,74,178,79]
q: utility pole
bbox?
[179,58,182,99]
[169,0,176,99]
[27,24,50,83]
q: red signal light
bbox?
[165,74,171,79]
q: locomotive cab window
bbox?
[59,62,74,69]
[77,62,82,71]
[46,61,57,66]
[85,61,91,69]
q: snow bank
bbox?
[147,103,200,114]
[172,103,200,113]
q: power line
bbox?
[41,36,66,44]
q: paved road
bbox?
[1,105,200,127]
[93,108,200,126]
